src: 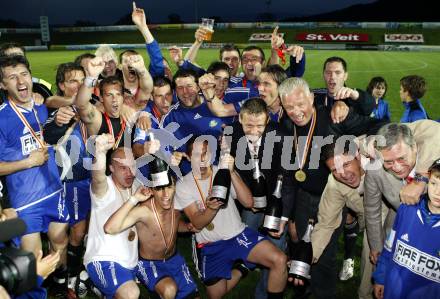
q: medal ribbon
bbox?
[9,99,45,148]
[293,108,317,171]
[151,104,162,121]
[192,171,213,210]
[152,198,176,258]
[104,112,126,149]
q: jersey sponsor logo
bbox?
[194,113,202,120]
[20,132,42,155]
[393,239,440,283]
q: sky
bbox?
[2,0,377,25]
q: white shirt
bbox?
[83,176,139,269]
[174,166,246,243]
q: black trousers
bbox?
[290,187,345,299]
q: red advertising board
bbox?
[296,33,369,42]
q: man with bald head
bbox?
[83,134,151,299]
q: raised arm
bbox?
[104,185,152,234]
[128,54,153,100]
[91,133,114,198]
[268,26,283,66]
[198,73,237,117]
[132,2,165,78]
[184,27,206,63]
[75,57,105,135]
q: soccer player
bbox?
[175,136,287,299]
[0,55,69,282]
[313,56,376,123]
[43,62,94,297]
[0,42,52,103]
[132,2,173,80]
[95,45,123,81]
[372,158,440,299]
[83,133,148,299]
[162,68,224,175]
[104,174,199,299]
[118,49,153,111]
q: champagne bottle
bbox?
[251,155,267,209]
[263,175,283,231]
[289,219,314,282]
[148,131,170,187]
[210,156,231,206]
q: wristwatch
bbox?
[414,173,429,184]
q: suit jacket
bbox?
[311,174,365,261]
[229,121,283,199]
[364,119,440,252]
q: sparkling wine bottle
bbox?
[251,155,267,209]
[210,156,231,205]
[263,175,283,231]
[288,219,314,282]
[148,131,170,187]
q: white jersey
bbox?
[83,176,139,269]
[174,166,246,243]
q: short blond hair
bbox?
[95,45,117,63]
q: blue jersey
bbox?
[221,87,253,125]
[370,98,391,121]
[162,99,224,175]
[146,41,165,78]
[60,122,91,182]
[373,197,440,299]
[0,101,62,210]
[400,99,428,123]
[133,101,172,180]
[228,77,259,98]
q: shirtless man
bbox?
[104,175,199,299]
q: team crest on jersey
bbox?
[209,120,218,127]
[21,132,42,155]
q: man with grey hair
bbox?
[277,77,383,299]
[363,120,440,268]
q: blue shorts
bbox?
[136,252,197,299]
[63,179,91,225]
[197,227,266,283]
[86,261,136,298]
[16,190,69,235]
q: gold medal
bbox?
[128,229,136,241]
[295,170,307,182]
[206,223,215,231]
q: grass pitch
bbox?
[27,48,440,122]
[26,48,439,298]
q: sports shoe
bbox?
[339,258,354,281]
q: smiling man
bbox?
[0,55,68,286]
[364,121,440,267]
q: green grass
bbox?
[4,27,440,45]
[27,49,440,122]
[26,48,439,298]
